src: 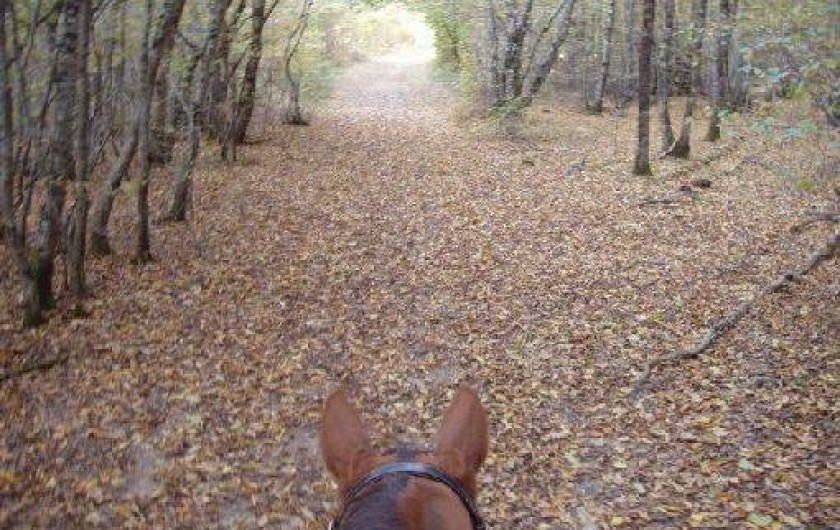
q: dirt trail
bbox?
[327,54,456,124]
[1,56,838,529]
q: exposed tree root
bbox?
[630,230,840,397]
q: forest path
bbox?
[1,57,838,528]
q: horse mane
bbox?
[340,447,423,530]
[340,474,408,530]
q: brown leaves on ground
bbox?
[1,58,838,529]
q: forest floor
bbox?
[1,54,839,529]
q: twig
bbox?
[638,197,682,207]
[0,353,70,384]
[630,231,840,396]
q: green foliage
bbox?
[424,8,462,71]
[488,97,531,120]
[739,1,838,123]
[296,53,342,102]
[791,175,819,194]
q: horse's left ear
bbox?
[434,385,489,495]
[320,388,373,488]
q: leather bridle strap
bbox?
[329,462,487,530]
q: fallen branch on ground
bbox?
[790,209,840,234]
[0,353,70,384]
[630,230,840,397]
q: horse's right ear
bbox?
[319,389,372,487]
[434,385,489,495]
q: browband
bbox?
[329,462,487,530]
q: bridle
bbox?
[328,462,487,530]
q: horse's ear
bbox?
[434,385,489,494]
[319,388,372,487]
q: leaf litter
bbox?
[0,59,838,528]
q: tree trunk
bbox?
[634,0,655,176]
[501,0,535,102]
[90,120,138,256]
[486,0,503,105]
[706,26,721,141]
[35,0,80,312]
[590,0,618,114]
[168,0,231,221]
[706,0,732,141]
[206,0,246,142]
[69,0,92,304]
[135,0,155,264]
[0,3,39,326]
[620,0,636,104]
[657,0,675,150]
[89,0,186,256]
[719,0,735,106]
[283,0,314,126]
[234,0,271,144]
[523,0,577,104]
[668,0,707,159]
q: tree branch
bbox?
[629,230,840,397]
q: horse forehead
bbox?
[397,477,472,530]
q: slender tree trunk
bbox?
[590,0,618,113]
[523,0,577,104]
[719,0,734,106]
[69,0,92,303]
[634,0,655,175]
[502,0,535,101]
[89,0,186,256]
[0,3,39,325]
[35,0,80,311]
[135,0,155,263]
[668,0,707,158]
[283,0,314,125]
[706,0,731,141]
[168,0,231,221]
[233,0,269,144]
[486,0,503,105]
[706,27,721,141]
[620,0,636,104]
[657,0,675,150]
[90,120,138,256]
[207,0,245,143]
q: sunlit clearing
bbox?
[358,5,435,65]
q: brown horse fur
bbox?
[320,386,489,530]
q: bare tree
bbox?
[657,0,675,150]
[90,0,186,257]
[0,2,39,326]
[34,0,80,316]
[233,0,280,144]
[619,0,636,104]
[706,0,734,141]
[634,0,655,175]
[283,0,314,126]
[167,0,232,221]
[485,0,578,111]
[68,0,92,304]
[667,0,707,158]
[589,0,618,114]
